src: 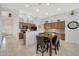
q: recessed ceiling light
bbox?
[19,10,23,14]
[57,8,61,11]
[45,12,49,15]
[29,13,32,15]
[25,4,29,7]
[46,3,50,6]
[36,9,40,12]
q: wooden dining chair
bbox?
[52,35,60,54]
[36,35,48,56]
[44,35,60,55]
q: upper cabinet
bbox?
[44,21,65,29]
[19,22,36,31]
[44,23,51,29]
[57,21,65,29]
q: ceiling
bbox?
[1,3,79,19]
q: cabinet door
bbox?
[44,23,51,29]
[19,32,24,39]
[61,33,65,40]
[61,21,65,29]
[58,22,61,29]
[55,22,59,29]
[57,21,65,29]
[52,22,58,29]
[44,24,47,29]
[51,23,54,29]
[48,23,51,29]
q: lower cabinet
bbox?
[19,32,24,39]
[61,33,65,40]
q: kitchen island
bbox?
[25,31,40,47]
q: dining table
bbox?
[39,32,57,56]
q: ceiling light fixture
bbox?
[29,13,32,16]
[46,3,50,6]
[36,9,40,12]
[57,8,61,11]
[25,4,29,7]
[45,12,49,15]
[19,10,24,14]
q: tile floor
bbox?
[0,35,79,56]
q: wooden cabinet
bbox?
[44,23,51,29]
[53,22,58,29]
[61,33,65,40]
[19,22,28,29]
[58,21,65,29]
[44,21,65,29]
[19,22,36,31]
[19,32,24,39]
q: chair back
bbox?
[52,35,58,45]
[36,35,45,47]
